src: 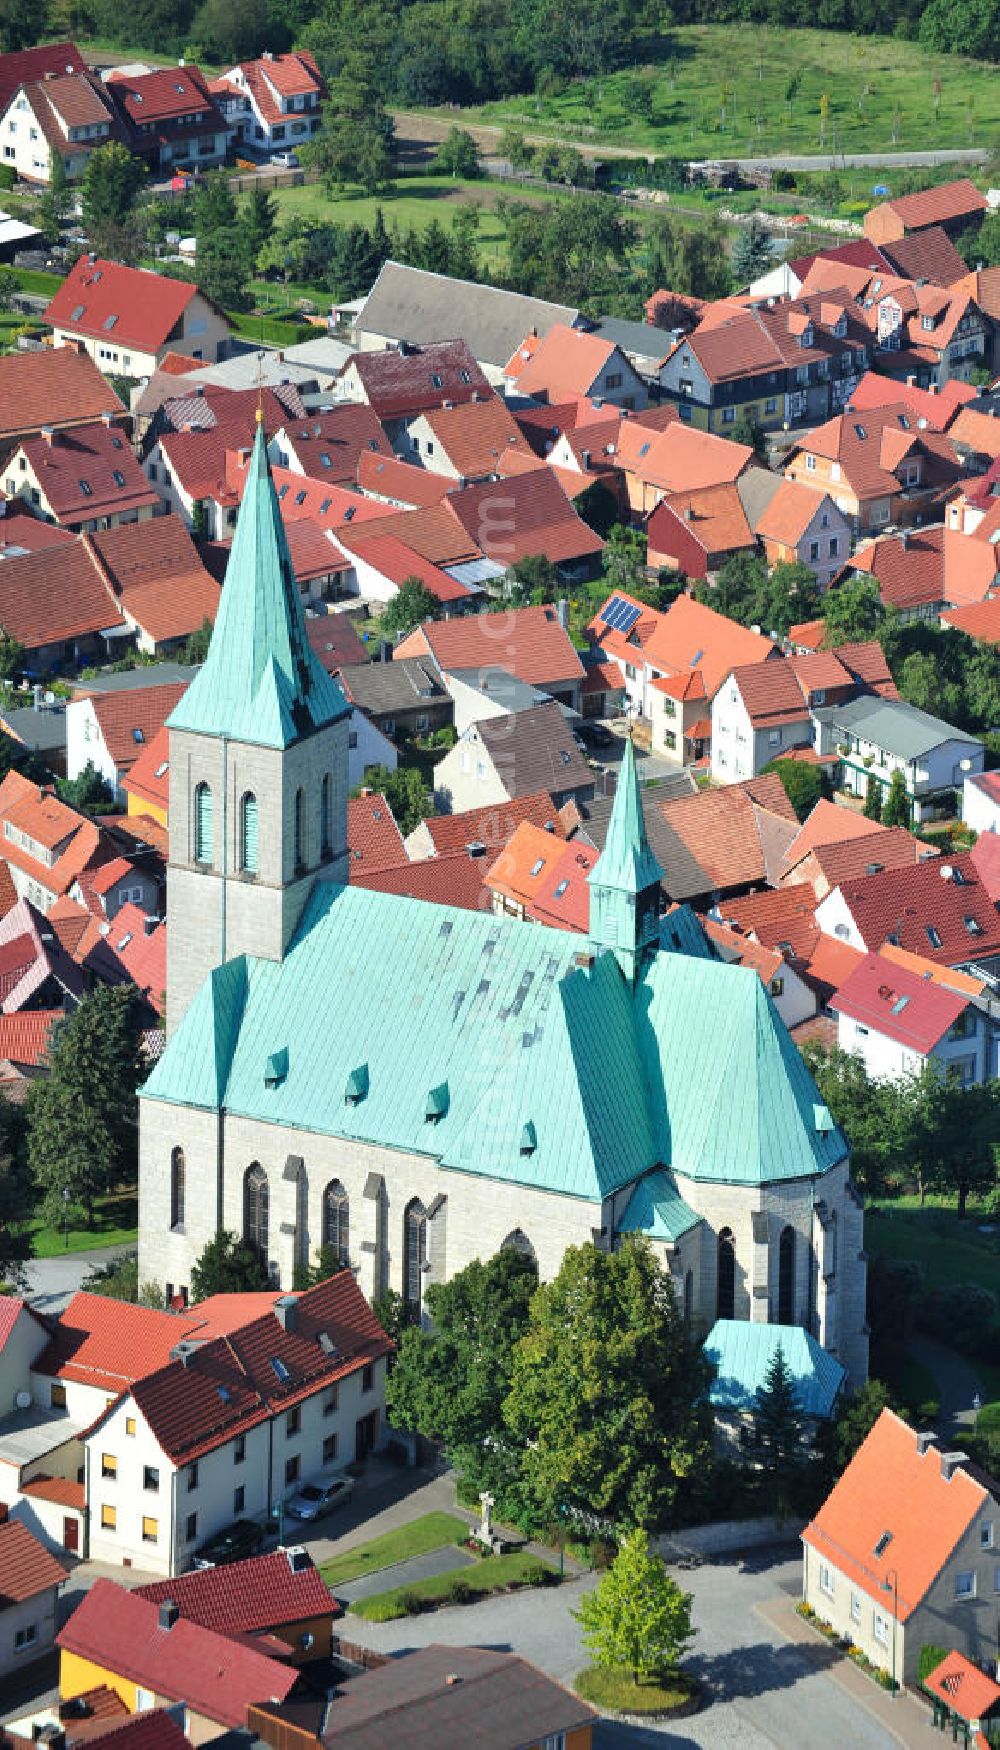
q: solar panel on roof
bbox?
[600,594,641,634]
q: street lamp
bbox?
[881,1569,899,1697]
[62,1186,71,1251]
[271,1500,285,1549]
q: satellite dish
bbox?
[43,691,55,707]
[15,1390,31,1410]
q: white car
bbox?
[285,1474,355,1521]
[272,151,300,168]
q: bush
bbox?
[918,1643,949,1686]
[449,1578,474,1604]
[400,1588,426,1615]
[0,165,16,191]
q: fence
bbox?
[655,1514,806,1561]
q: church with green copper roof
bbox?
[138,424,869,1390]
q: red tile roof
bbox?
[57,1581,298,1729]
[356,450,453,508]
[136,1548,338,1636]
[0,772,103,899]
[420,395,525,478]
[831,849,1000,963]
[417,791,565,855]
[804,1409,989,1621]
[791,403,960,501]
[647,483,754,568]
[397,603,585,689]
[655,773,798,893]
[801,826,937,896]
[783,799,888,866]
[0,1294,27,1352]
[353,848,493,912]
[91,516,219,646]
[0,349,124,444]
[446,467,604,568]
[339,530,470,604]
[0,1516,67,1602]
[277,406,392,485]
[848,369,974,431]
[831,949,969,1052]
[880,226,970,288]
[46,258,215,355]
[513,323,619,400]
[85,682,187,774]
[592,590,775,701]
[35,1291,201,1393]
[105,62,223,130]
[629,424,753,493]
[0,41,84,112]
[923,1650,1000,1724]
[870,178,988,236]
[0,535,123,651]
[15,425,159,527]
[128,1273,392,1464]
[486,821,596,931]
[214,51,325,128]
[345,341,491,419]
[348,792,406,872]
[121,724,170,815]
[108,905,166,1014]
[21,1472,85,1509]
[729,656,812,729]
[0,1008,59,1066]
[305,613,367,672]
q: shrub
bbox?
[449,1578,474,1604]
[400,1588,426,1615]
[0,165,16,191]
[918,1643,949,1686]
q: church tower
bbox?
[587,736,663,983]
[165,420,349,1033]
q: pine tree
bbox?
[882,769,911,829]
[574,1529,695,1683]
[864,775,883,821]
[27,987,145,1226]
[730,214,774,286]
[753,1344,805,1472]
[190,1231,270,1299]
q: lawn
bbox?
[410,24,1000,161]
[575,1665,701,1715]
[865,1197,1000,1299]
[877,1352,940,1422]
[319,1510,468,1587]
[25,1186,138,1258]
[349,1549,555,1621]
[270,174,515,273]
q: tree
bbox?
[761,757,828,822]
[189,1230,271,1299]
[882,768,910,828]
[921,1076,999,1218]
[183,618,214,664]
[387,1247,538,1497]
[194,173,252,311]
[56,761,113,813]
[0,628,23,681]
[820,576,887,648]
[753,1344,806,1473]
[434,126,480,179]
[35,150,70,249]
[85,1250,165,1306]
[27,987,146,1227]
[360,763,428,835]
[244,183,278,266]
[919,0,1000,59]
[864,774,882,821]
[81,144,146,254]
[602,524,649,596]
[821,1378,892,1481]
[730,214,774,285]
[802,1043,906,1196]
[381,577,441,639]
[504,553,560,606]
[190,0,268,59]
[307,64,394,194]
[575,1530,695,1682]
[730,409,766,456]
[371,1286,416,1348]
[0,1097,33,1287]
[504,1238,712,1530]
[0,0,48,53]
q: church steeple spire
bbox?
[168,421,346,750]
[587,736,663,981]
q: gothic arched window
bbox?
[403,1198,427,1311]
[320,773,333,858]
[778,1225,796,1326]
[294,787,307,869]
[169,1147,185,1230]
[322,1179,350,1267]
[243,1163,269,1262]
[240,792,258,875]
[194,782,213,865]
[717,1228,736,1321]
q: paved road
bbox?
[908,1334,984,1440]
[24,1244,134,1315]
[335,1543,475,1603]
[344,1549,899,1748]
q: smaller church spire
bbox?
[168,422,346,750]
[586,735,663,981]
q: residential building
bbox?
[433,700,595,812]
[210,51,326,157]
[588,589,775,765]
[351,844,495,913]
[337,657,451,742]
[249,1644,596,1750]
[135,1547,339,1660]
[0,43,86,114]
[803,1408,1000,1682]
[486,819,597,931]
[46,259,229,380]
[332,527,478,613]
[338,341,491,435]
[0,530,127,669]
[812,694,983,821]
[0,350,125,463]
[104,65,229,174]
[396,603,586,709]
[621,770,799,906]
[816,841,1000,968]
[348,791,406,875]
[57,1580,300,1733]
[3,423,159,534]
[753,480,851,588]
[863,178,988,245]
[621,422,754,519]
[711,657,813,783]
[785,404,963,537]
[83,1275,391,1575]
[346,706,397,790]
[844,524,1000,623]
[0,895,86,1011]
[443,467,604,580]
[0,1512,66,1681]
[798,259,988,390]
[848,367,975,429]
[0,771,105,913]
[0,71,117,184]
[403,395,525,482]
[136,427,868,1390]
[646,482,756,580]
[90,516,219,656]
[404,789,565,861]
[923,1651,1000,1744]
[831,949,997,1084]
[963,769,1000,835]
[352,261,580,385]
[782,817,934,904]
[512,323,649,410]
[67,684,187,804]
[442,666,561,737]
[272,407,393,485]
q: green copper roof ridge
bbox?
[167,422,348,749]
[587,736,663,896]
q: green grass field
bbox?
[25,1187,138,1258]
[866,1197,1000,1299]
[415,25,1000,161]
[319,1511,468,1587]
[270,175,518,273]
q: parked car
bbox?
[286,1475,355,1522]
[192,1519,266,1568]
[577,720,614,749]
[272,151,300,168]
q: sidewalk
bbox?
[757,1593,932,1748]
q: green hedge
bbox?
[226,310,317,348]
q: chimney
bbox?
[144,915,158,936]
[684,505,695,520]
[158,1600,179,1630]
[900,530,908,549]
[556,598,568,631]
[39,1731,64,1750]
[906,374,916,386]
[928,383,938,395]
[444,1675,463,1688]
[581,449,591,470]
[0,1501,8,1524]
[33,683,42,712]
[170,1339,200,1367]
[40,426,55,446]
[916,1431,936,1456]
[275,1294,297,1332]
[100,411,115,427]
[941,1451,968,1481]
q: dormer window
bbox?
[799,325,813,348]
[853,424,867,440]
[113,470,125,487]
[79,480,92,496]
[430,373,443,389]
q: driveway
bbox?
[24,1245,134,1315]
[908,1335,984,1440]
[342,1548,900,1747]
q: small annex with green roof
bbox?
[705,1319,846,1422]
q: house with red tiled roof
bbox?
[84,1274,392,1575]
[621,421,753,518]
[0,771,109,914]
[752,478,851,589]
[864,178,988,246]
[273,407,392,486]
[923,1649,1000,1744]
[211,50,326,158]
[396,603,585,707]
[485,820,596,933]
[57,1580,299,1730]
[816,841,1000,966]
[103,64,229,173]
[332,526,479,612]
[135,1547,340,1656]
[646,481,756,581]
[786,403,964,536]
[92,516,219,656]
[404,789,566,862]
[69,854,159,927]
[832,948,992,1084]
[588,589,777,767]
[0,1514,66,1679]
[404,394,526,483]
[103,904,165,1016]
[511,323,648,410]
[446,467,604,579]
[847,368,975,431]
[798,259,989,391]
[0,350,125,461]
[780,804,930,901]
[67,682,188,808]
[121,726,170,829]
[803,1408,1000,1683]
[0,70,118,184]
[350,844,495,913]
[632,771,798,905]
[710,656,813,782]
[354,448,453,510]
[46,258,229,380]
[843,524,1000,622]
[347,792,406,875]
[338,341,491,433]
[3,423,159,534]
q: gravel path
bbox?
[334,1544,475,1603]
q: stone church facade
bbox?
[138,423,869,1389]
